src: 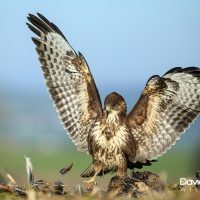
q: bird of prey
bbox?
[27,13,200,186]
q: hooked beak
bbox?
[105,106,111,116]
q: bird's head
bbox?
[104,92,127,117]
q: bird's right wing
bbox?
[27,13,102,152]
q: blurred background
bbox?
[0,0,200,189]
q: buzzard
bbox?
[27,13,200,185]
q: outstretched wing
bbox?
[127,67,200,162]
[27,13,102,152]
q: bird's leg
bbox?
[117,157,127,178]
[83,161,102,187]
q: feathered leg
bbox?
[117,156,127,177]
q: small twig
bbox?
[6,173,17,188]
[0,184,12,193]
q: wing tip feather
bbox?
[27,13,67,41]
[164,66,200,77]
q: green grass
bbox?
[0,144,199,200]
[0,140,198,190]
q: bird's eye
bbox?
[112,103,117,107]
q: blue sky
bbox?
[0,0,200,99]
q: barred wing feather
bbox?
[127,67,200,161]
[27,13,102,152]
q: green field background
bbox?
[0,92,200,190]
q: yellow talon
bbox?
[83,176,97,189]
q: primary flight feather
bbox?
[27,13,200,185]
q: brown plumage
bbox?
[27,13,200,186]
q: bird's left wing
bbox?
[127,67,200,162]
[27,13,102,152]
